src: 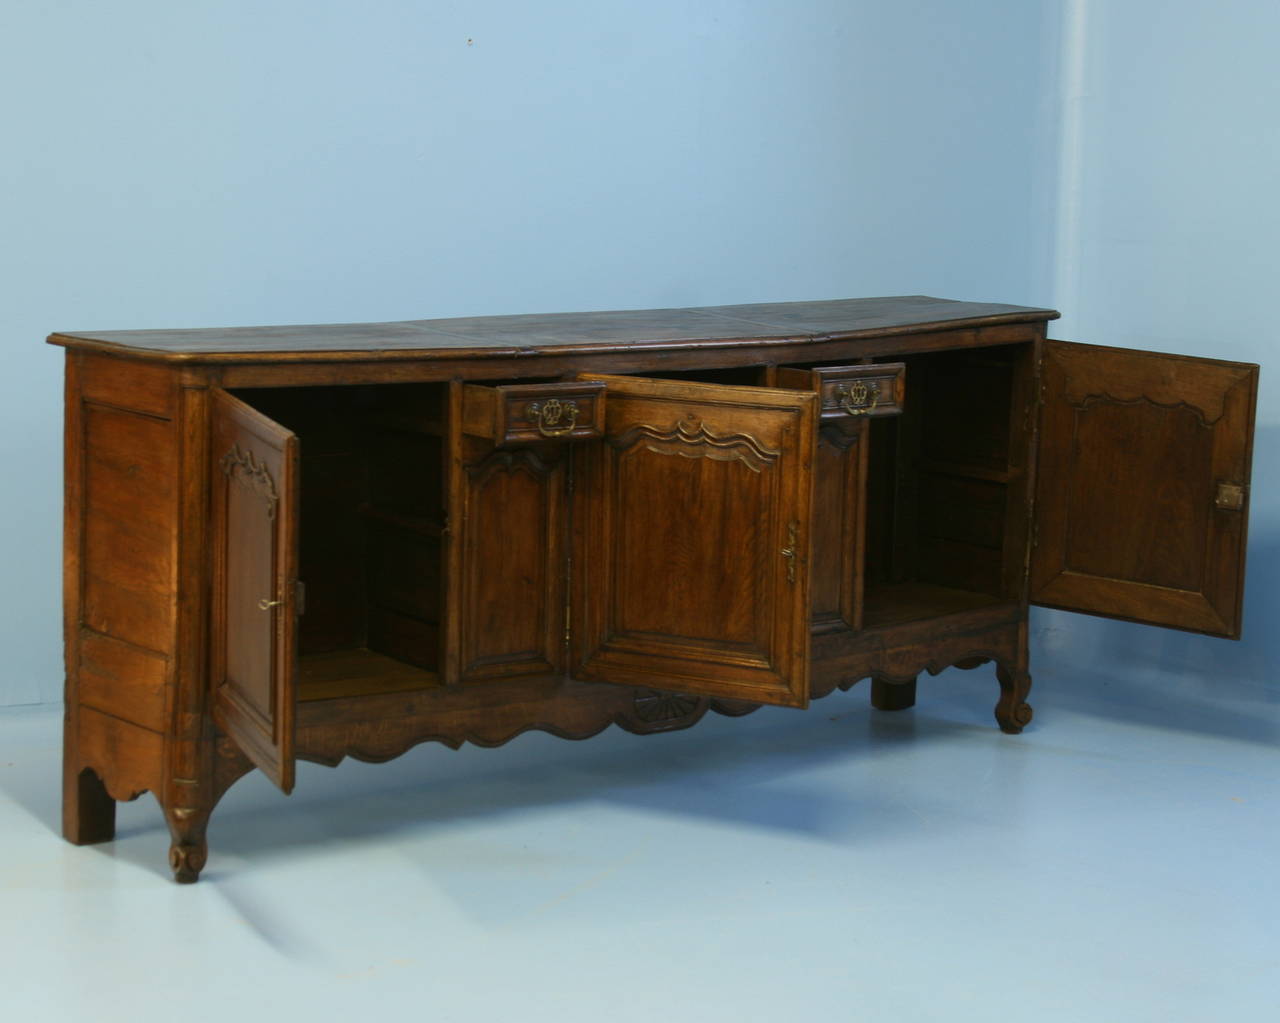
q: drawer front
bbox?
[776,362,906,420]
[463,381,606,444]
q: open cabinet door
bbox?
[210,389,300,792]
[1032,341,1258,638]
[571,374,816,707]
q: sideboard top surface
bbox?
[48,295,1059,364]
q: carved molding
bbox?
[1073,392,1218,428]
[220,444,279,518]
[465,447,556,484]
[613,415,779,473]
[818,423,861,452]
[79,763,150,804]
[817,647,1014,700]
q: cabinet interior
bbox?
[230,384,449,702]
[229,342,1032,702]
[862,343,1031,627]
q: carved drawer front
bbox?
[462,381,606,445]
[775,363,906,420]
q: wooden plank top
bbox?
[48,295,1058,363]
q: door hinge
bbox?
[295,580,306,616]
[1215,482,1247,511]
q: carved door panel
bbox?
[449,438,568,684]
[1031,341,1258,638]
[570,374,817,707]
[210,389,299,793]
[809,422,867,633]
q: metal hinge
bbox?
[295,580,306,616]
[1215,482,1247,511]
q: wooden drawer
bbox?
[775,362,905,420]
[462,381,606,444]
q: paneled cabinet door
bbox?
[210,389,299,792]
[570,374,817,707]
[1031,341,1259,638]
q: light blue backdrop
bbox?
[1034,0,1278,723]
[0,1,1272,707]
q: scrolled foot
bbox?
[169,840,208,884]
[994,662,1033,734]
[165,804,211,884]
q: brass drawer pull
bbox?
[525,398,579,437]
[834,379,880,416]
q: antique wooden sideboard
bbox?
[49,296,1259,882]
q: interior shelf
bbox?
[913,458,1018,484]
[862,581,1011,630]
[298,648,444,702]
[359,505,445,537]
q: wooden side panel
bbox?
[78,628,169,734]
[64,353,179,844]
[1032,341,1258,637]
[457,444,567,682]
[571,374,816,707]
[210,390,299,792]
[81,405,178,654]
[76,707,165,802]
[80,354,176,418]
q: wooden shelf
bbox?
[298,647,443,702]
[914,458,1017,484]
[862,582,1009,629]
[358,505,445,537]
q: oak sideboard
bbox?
[49,296,1259,882]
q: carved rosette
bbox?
[220,444,279,519]
[632,689,701,724]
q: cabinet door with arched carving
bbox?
[1031,341,1258,638]
[570,374,817,707]
[210,390,300,793]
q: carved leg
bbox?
[871,675,917,711]
[63,765,117,846]
[994,662,1034,734]
[164,805,210,884]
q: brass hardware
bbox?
[780,521,800,584]
[1215,482,1246,511]
[834,379,881,416]
[257,598,283,611]
[525,398,579,437]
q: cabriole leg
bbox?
[994,661,1033,733]
[164,805,210,884]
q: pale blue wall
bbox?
[0,1,1059,706]
[5,1,1276,711]
[1036,0,1279,710]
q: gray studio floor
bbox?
[1,656,1276,1023]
